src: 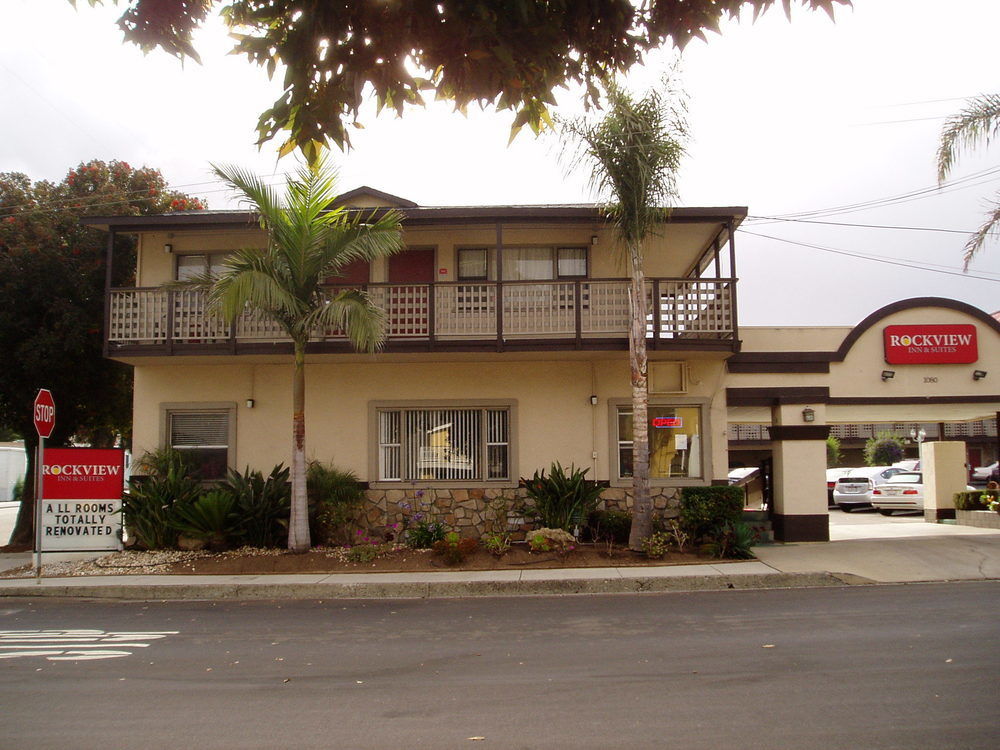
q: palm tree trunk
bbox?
[287,339,311,552]
[626,243,651,549]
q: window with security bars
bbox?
[169,411,230,480]
[378,407,509,482]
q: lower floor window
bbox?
[169,411,231,480]
[617,405,702,480]
[378,407,509,482]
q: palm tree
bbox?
[937,93,1000,268]
[199,155,403,551]
[561,78,688,549]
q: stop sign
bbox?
[33,389,55,439]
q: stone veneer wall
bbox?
[358,486,685,539]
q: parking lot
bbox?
[827,505,994,541]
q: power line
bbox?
[740,230,1000,283]
[746,216,973,235]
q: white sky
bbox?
[2,0,998,325]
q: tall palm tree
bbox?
[937,93,1000,268]
[201,155,403,551]
[561,78,688,549]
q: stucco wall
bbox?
[132,357,728,486]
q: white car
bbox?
[832,466,904,512]
[871,471,977,515]
[826,468,854,506]
[971,462,999,484]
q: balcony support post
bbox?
[495,221,504,352]
[102,230,115,358]
[728,219,740,346]
[428,283,436,350]
[574,281,583,348]
[166,289,175,356]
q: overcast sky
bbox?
[2,0,998,325]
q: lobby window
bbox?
[168,410,231,480]
[457,247,588,281]
[617,405,703,480]
[378,407,510,482]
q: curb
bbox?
[0,571,860,601]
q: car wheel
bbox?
[878,509,894,516]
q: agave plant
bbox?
[522,462,604,532]
[168,490,238,552]
[217,464,291,548]
[120,449,201,550]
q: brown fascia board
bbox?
[80,205,748,232]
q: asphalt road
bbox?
[2,583,998,749]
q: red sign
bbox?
[42,448,126,500]
[652,417,684,428]
[884,325,978,364]
[33,389,55,438]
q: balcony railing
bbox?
[107,278,736,352]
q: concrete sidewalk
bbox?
[2,523,999,600]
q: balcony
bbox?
[107,277,737,356]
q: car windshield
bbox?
[885,472,921,484]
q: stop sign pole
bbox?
[33,389,55,580]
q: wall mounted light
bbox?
[164,243,173,254]
[246,399,255,409]
[973,370,988,381]
[802,407,815,423]
[589,395,598,406]
[591,235,598,246]
[881,370,895,381]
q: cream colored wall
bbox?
[137,229,266,286]
[132,357,729,484]
[133,220,723,287]
[831,307,999,401]
[739,326,850,352]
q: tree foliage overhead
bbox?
[81,0,850,160]
[0,159,205,547]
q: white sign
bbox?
[40,499,122,552]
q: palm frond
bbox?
[962,197,1000,269]
[937,93,1000,182]
[303,288,388,353]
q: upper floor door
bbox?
[388,248,435,283]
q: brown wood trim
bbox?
[726,387,830,407]
[769,425,831,441]
[827,395,1000,405]
[728,361,831,374]
[771,513,829,542]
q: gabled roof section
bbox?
[333,186,418,209]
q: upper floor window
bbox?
[175,253,234,281]
[458,247,587,281]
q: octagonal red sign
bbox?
[33,389,55,438]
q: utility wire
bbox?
[741,230,1000,283]
[746,216,973,235]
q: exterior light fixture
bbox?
[973,370,987,381]
[802,407,815,423]
[164,243,173,254]
[591,235,598,246]
[589,395,598,406]
[246,399,255,409]
[881,370,895,381]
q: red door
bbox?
[387,249,435,337]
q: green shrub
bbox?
[863,432,905,466]
[307,462,365,545]
[405,518,448,549]
[482,531,512,558]
[522,462,604,531]
[679,485,744,542]
[11,477,24,504]
[641,531,671,559]
[168,490,238,551]
[120,449,201,549]
[432,532,478,565]
[587,509,631,544]
[346,543,380,563]
[826,435,842,467]
[954,490,998,511]
[218,464,291,548]
[708,521,756,560]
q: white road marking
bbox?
[0,630,178,661]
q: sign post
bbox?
[33,389,55,580]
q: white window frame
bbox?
[608,398,712,488]
[369,400,517,488]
